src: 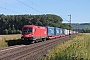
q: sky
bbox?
[0,0,90,23]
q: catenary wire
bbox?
[27,0,48,13]
[0,0,69,22]
[0,6,22,14]
[16,0,43,14]
[0,1,29,14]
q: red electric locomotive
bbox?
[21,25,47,43]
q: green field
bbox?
[0,34,21,48]
[41,34,90,60]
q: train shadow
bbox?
[5,39,32,46]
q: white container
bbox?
[64,29,68,35]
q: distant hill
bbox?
[65,23,90,32]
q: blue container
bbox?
[54,27,60,36]
[46,26,54,36]
[62,29,65,34]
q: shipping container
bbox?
[61,29,65,36]
[62,29,65,34]
[46,26,54,36]
[64,29,68,35]
[54,27,60,36]
[46,26,55,39]
[62,29,68,36]
[67,30,69,35]
[70,30,73,35]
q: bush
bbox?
[3,29,8,34]
[16,30,22,34]
[12,30,16,34]
[2,29,22,34]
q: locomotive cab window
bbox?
[23,28,32,33]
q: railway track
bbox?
[0,34,76,60]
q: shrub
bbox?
[16,30,22,34]
[3,29,8,34]
[42,34,90,60]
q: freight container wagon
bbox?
[64,29,68,36]
[46,26,55,39]
[70,30,73,35]
[61,29,66,37]
[67,30,70,35]
[54,27,60,38]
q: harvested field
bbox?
[0,34,21,40]
[0,34,21,48]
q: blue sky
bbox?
[0,0,90,23]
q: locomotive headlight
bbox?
[32,34,34,37]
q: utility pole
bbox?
[76,24,78,32]
[68,14,71,35]
[76,23,79,32]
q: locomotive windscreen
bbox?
[23,28,32,33]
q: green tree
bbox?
[0,14,71,34]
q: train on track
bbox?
[21,25,78,43]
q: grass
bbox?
[0,34,21,40]
[0,34,21,48]
[40,34,90,60]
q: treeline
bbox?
[0,14,71,34]
[73,29,90,33]
[81,29,90,33]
